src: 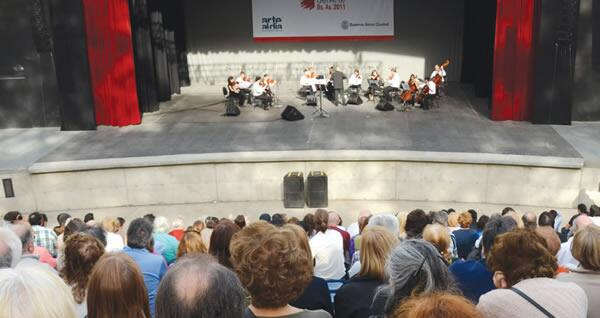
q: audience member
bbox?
[423,223,452,264]
[286,224,334,316]
[521,212,537,229]
[448,211,460,232]
[123,218,167,317]
[477,229,587,318]
[156,254,245,318]
[0,227,22,268]
[557,214,593,270]
[347,210,372,237]
[397,211,408,238]
[259,213,272,223]
[11,223,56,269]
[29,211,58,257]
[468,209,478,230]
[371,239,457,316]
[328,211,352,263]
[168,217,186,241]
[153,216,180,264]
[191,219,205,232]
[335,226,397,318]
[393,292,483,318]
[349,214,371,268]
[369,214,400,237]
[55,212,71,247]
[84,213,95,225]
[501,207,515,215]
[302,213,316,237]
[83,226,107,247]
[309,209,345,280]
[272,213,286,226]
[0,263,77,318]
[453,211,479,259]
[231,222,331,318]
[87,253,151,318]
[476,215,490,235]
[405,209,430,239]
[143,213,156,224]
[176,229,207,258]
[538,211,556,228]
[201,216,215,248]
[63,218,88,243]
[557,225,600,318]
[234,214,247,229]
[61,233,105,317]
[209,219,240,268]
[450,215,517,303]
[101,217,124,252]
[2,211,23,225]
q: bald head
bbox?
[535,226,561,256]
[328,212,340,226]
[522,212,537,229]
[573,215,593,232]
[10,223,34,254]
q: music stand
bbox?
[312,81,329,118]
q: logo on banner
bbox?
[300,0,315,10]
[262,16,283,31]
[300,0,346,11]
[341,20,349,30]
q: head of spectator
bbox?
[63,218,88,242]
[501,207,515,216]
[535,226,561,256]
[393,292,482,318]
[488,229,557,288]
[101,217,120,234]
[83,213,95,226]
[521,212,537,230]
[377,239,456,315]
[431,211,449,227]
[423,224,452,263]
[577,203,588,215]
[504,210,524,228]
[117,217,126,229]
[447,212,459,228]
[272,213,286,226]
[573,214,593,233]
[405,209,430,239]
[589,205,600,217]
[301,213,316,235]
[55,213,71,234]
[231,222,313,315]
[360,226,397,280]
[127,218,154,250]
[314,209,329,233]
[458,211,473,229]
[0,227,22,268]
[481,216,518,258]
[397,212,408,237]
[87,253,150,318]
[156,254,245,318]
[143,213,156,224]
[41,213,48,227]
[177,229,207,258]
[283,223,313,260]
[61,233,105,304]
[369,214,401,237]
[571,225,600,271]
[153,216,170,234]
[234,215,246,229]
[287,217,301,225]
[476,215,490,232]
[83,226,107,247]
[259,213,272,223]
[538,211,556,228]
[0,264,77,318]
[467,210,478,228]
[3,211,23,225]
[191,219,205,232]
[28,212,43,226]
[11,223,33,254]
[358,215,371,234]
[209,219,240,268]
[328,211,341,227]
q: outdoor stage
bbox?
[1,83,599,224]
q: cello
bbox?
[401,75,418,103]
[432,59,450,87]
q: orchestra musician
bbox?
[400,74,420,105]
[383,67,401,101]
[236,71,252,104]
[252,76,273,109]
[430,64,447,96]
[227,76,245,106]
[366,70,382,101]
[419,77,437,109]
[348,69,362,91]
[330,65,347,106]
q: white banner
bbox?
[252,0,394,41]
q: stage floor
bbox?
[21,83,590,166]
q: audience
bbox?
[327,211,352,264]
[0,227,22,268]
[371,239,458,316]
[393,292,483,318]
[156,254,245,318]
[176,228,207,258]
[557,225,600,318]
[309,209,345,280]
[55,213,72,249]
[168,217,185,240]
[521,212,537,229]
[369,214,400,237]
[153,216,180,264]
[87,253,151,318]
[2,211,23,225]
[101,217,125,252]
[11,223,56,268]
[335,226,397,318]
[347,210,372,237]
[557,214,594,269]
[123,218,167,317]
[201,216,215,247]
[405,209,429,239]
[60,233,105,317]
[209,219,240,268]
[0,263,77,318]
[453,211,479,259]
[477,229,588,318]
[423,223,452,264]
[29,211,58,257]
[234,214,247,229]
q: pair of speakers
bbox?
[283,171,328,208]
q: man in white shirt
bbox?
[309,228,345,280]
[557,215,593,270]
[383,67,401,101]
[236,72,252,90]
[422,77,437,109]
[430,64,447,82]
[251,77,272,109]
[348,69,362,91]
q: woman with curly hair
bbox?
[60,233,105,318]
[477,229,587,318]
[230,222,331,318]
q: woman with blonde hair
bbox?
[0,264,77,318]
[101,217,124,252]
[397,212,408,238]
[335,226,398,318]
[423,224,452,264]
[176,229,207,258]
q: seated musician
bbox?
[227,76,245,106]
[252,76,272,109]
[423,77,437,109]
[383,67,401,101]
[431,64,447,96]
[236,72,252,90]
[263,74,277,89]
[348,69,362,92]
[366,70,382,100]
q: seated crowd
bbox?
[0,204,599,318]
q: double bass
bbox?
[432,59,450,87]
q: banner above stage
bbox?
[252,0,394,42]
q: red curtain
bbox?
[83,0,141,126]
[491,0,536,121]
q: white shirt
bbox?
[431,69,447,81]
[310,230,346,280]
[557,237,579,270]
[300,75,311,86]
[387,73,400,88]
[347,222,360,238]
[427,80,437,95]
[349,74,362,86]
[252,82,265,96]
[236,77,252,89]
[105,232,124,252]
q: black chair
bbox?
[222,87,229,98]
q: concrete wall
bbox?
[183,0,465,85]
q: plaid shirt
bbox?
[32,225,58,257]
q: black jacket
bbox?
[291,276,334,316]
[331,71,347,90]
[334,276,384,318]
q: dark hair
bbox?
[405,209,430,239]
[84,227,107,247]
[40,213,48,223]
[314,209,329,233]
[590,205,600,217]
[156,255,245,318]
[3,211,22,223]
[259,213,271,223]
[271,213,285,226]
[577,204,588,214]
[57,213,71,226]
[209,220,240,268]
[476,215,490,231]
[481,216,518,256]
[64,218,88,242]
[127,218,154,249]
[227,76,235,85]
[301,213,315,235]
[84,213,95,223]
[143,213,156,224]
[28,212,43,226]
[61,233,105,304]
[117,217,126,227]
[501,207,514,216]
[234,215,246,229]
[538,211,555,228]
[467,210,478,227]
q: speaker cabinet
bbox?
[306,171,328,208]
[281,105,304,121]
[283,172,304,208]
